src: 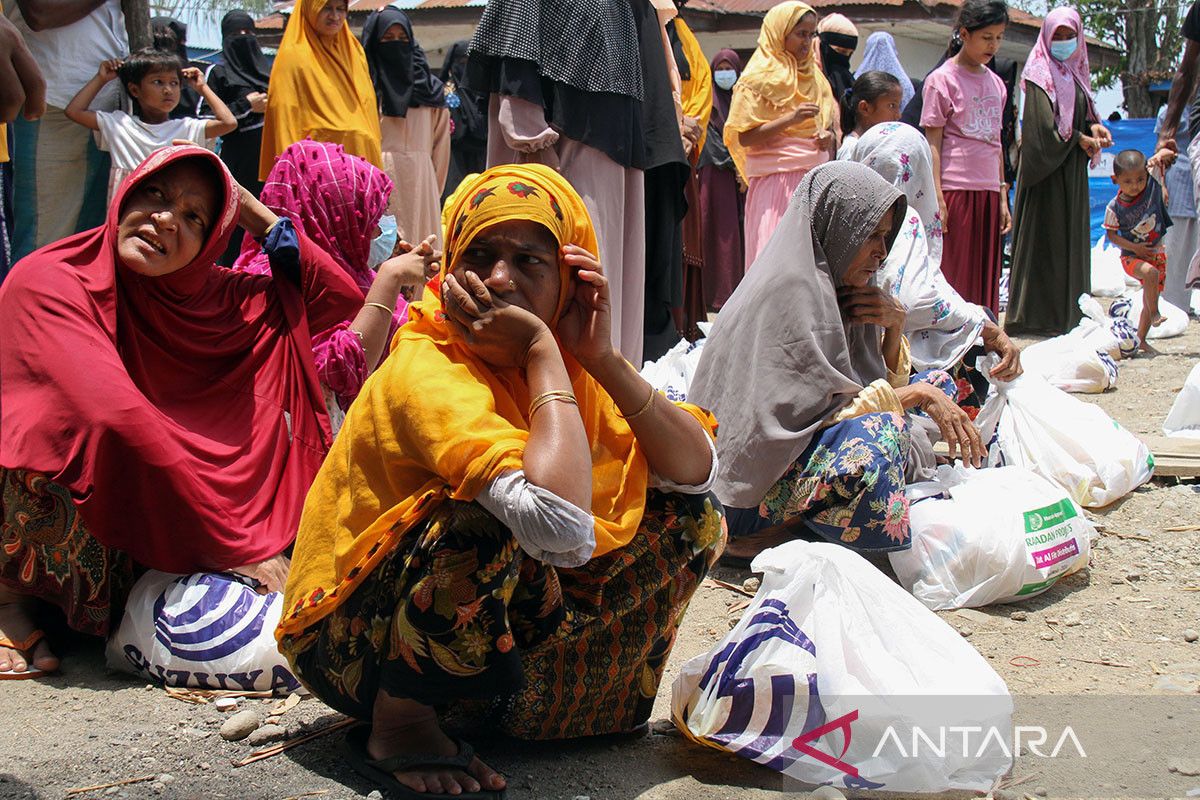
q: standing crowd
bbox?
[0,0,1191,796]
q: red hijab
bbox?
[0,145,361,573]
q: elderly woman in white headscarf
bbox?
[852,122,1021,414]
[690,161,983,561]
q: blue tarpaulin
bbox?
[1087,118,1159,244]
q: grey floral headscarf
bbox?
[690,162,905,508]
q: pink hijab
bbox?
[1020,7,1097,141]
[236,139,394,293]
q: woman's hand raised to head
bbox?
[442,271,554,368]
[837,285,906,333]
[556,245,618,370]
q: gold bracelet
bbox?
[619,386,657,421]
[529,390,578,418]
[363,301,394,315]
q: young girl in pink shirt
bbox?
[921,0,1010,312]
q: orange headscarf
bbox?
[279,164,716,637]
[723,1,836,180]
[259,0,382,180]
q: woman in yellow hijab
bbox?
[259,0,382,180]
[278,164,723,797]
[725,1,837,271]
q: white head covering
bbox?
[853,122,987,370]
[689,162,905,508]
[854,31,916,108]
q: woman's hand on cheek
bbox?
[837,285,906,332]
[442,272,552,368]
[556,245,617,370]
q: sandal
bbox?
[342,724,505,800]
[0,630,52,680]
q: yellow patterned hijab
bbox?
[724,1,836,179]
[280,164,715,637]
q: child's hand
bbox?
[97,59,121,83]
[182,67,205,90]
[1133,243,1157,262]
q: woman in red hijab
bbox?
[0,145,362,677]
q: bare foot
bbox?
[0,587,58,674]
[1152,313,1167,327]
[368,692,506,795]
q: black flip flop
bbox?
[342,724,506,800]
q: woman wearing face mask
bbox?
[260,0,382,179]
[361,6,450,255]
[236,140,439,429]
[725,1,837,270]
[699,48,745,310]
[690,162,982,563]
[277,164,722,797]
[206,10,273,265]
[1005,8,1110,335]
[0,145,364,678]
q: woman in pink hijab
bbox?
[1005,8,1111,335]
[237,140,438,429]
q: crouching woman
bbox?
[277,164,724,797]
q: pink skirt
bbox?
[744,168,810,270]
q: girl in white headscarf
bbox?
[690,161,983,559]
[853,122,1021,401]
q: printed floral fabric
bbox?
[280,490,724,739]
[0,469,134,637]
[754,370,956,552]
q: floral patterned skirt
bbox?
[727,370,958,553]
[0,468,134,637]
[279,490,724,740]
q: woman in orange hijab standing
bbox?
[259,0,382,179]
[725,1,837,269]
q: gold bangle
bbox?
[529,390,577,418]
[364,301,394,315]
[619,386,657,421]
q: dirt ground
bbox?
[4,321,1200,800]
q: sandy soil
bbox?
[3,324,1200,800]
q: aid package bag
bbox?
[106,571,301,693]
[671,541,1012,793]
[890,465,1096,610]
[1164,362,1200,439]
[975,360,1154,508]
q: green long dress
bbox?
[1005,83,1093,335]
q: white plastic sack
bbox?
[1076,294,1140,358]
[976,366,1154,507]
[1164,362,1200,439]
[640,324,708,402]
[1089,238,1129,297]
[891,465,1095,610]
[672,541,1012,793]
[106,571,301,693]
[1114,292,1189,339]
[1020,335,1114,393]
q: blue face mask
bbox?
[368,214,398,270]
[714,69,738,91]
[1050,37,1078,62]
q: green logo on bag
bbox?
[1023,498,1076,535]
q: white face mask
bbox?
[1050,37,1078,61]
[368,214,398,270]
[714,69,738,91]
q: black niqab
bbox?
[361,6,446,119]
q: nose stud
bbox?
[508,280,516,291]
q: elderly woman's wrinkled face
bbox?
[841,206,896,287]
[116,160,219,277]
[785,13,817,61]
[453,219,563,324]
[314,0,347,38]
